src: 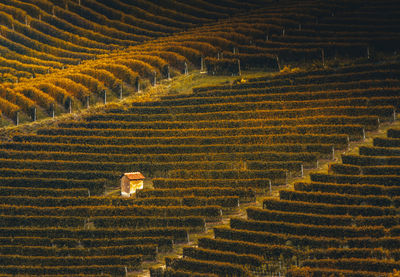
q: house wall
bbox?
[121,177,130,196]
[129,180,144,194]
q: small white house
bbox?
[120,172,145,197]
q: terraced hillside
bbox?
[0,0,400,276]
[138,62,400,276]
[170,125,400,277]
[0,0,266,123]
[0,60,398,276]
[0,0,399,125]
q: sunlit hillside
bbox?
[0,0,269,124]
[0,0,400,276]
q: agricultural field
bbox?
[0,0,399,276]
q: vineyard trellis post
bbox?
[153,71,157,86]
[275,55,281,71]
[103,90,107,104]
[68,98,72,113]
[50,103,54,118]
[184,62,188,75]
[31,107,36,122]
[86,96,90,108]
[120,83,123,99]
[136,79,140,92]
[14,111,19,126]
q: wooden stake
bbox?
[275,55,281,71]
[269,181,272,195]
[321,48,325,67]
[50,103,55,118]
[32,107,36,121]
[15,111,19,126]
[184,62,188,75]
[86,96,90,108]
[120,83,123,99]
[103,90,107,104]
[68,98,72,113]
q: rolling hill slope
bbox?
[0,60,399,276]
[0,0,398,125]
[0,0,400,276]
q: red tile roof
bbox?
[123,172,145,180]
